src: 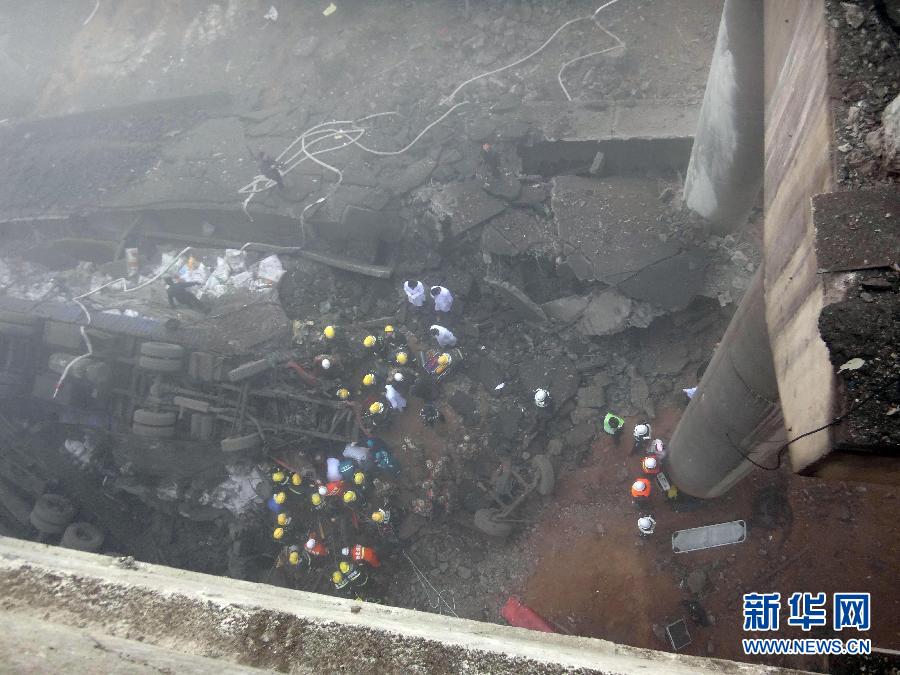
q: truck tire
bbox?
[29,510,66,535]
[0,321,39,337]
[531,454,555,496]
[227,358,272,383]
[221,432,261,453]
[133,409,177,426]
[137,355,181,373]
[474,508,513,538]
[0,310,41,326]
[60,522,105,552]
[139,342,185,360]
[132,422,176,438]
[32,493,76,526]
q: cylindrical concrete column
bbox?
[683,0,764,232]
[667,267,784,498]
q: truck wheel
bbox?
[132,422,176,438]
[227,358,272,383]
[137,355,181,373]
[221,432,261,452]
[133,409,177,426]
[29,510,67,535]
[60,522,105,552]
[139,342,185,360]
[0,321,39,337]
[531,454,555,496]
[474,508,513,538]
[33,493,76,526]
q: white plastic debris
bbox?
[322,2,337,16]
[201,464,265,516]
[178,260,208,284]
[224,249,247,273]
[64,438,95,467]
[228,270,254,289]
[264,5,278,21]
[683,387,697,399]
[494,382,505,391]
[838,357,866,373]
[256,254,285,286]
[326,457,342,482]
[343,443,370,464]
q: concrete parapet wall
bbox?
[0,537,796,674]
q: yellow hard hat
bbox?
[311,493,322,506]
[362,373,376,387]
[395,351,408,365]
[343,490,357,503]
[277,513,289,526]
[438,353,450,366]
[363,335,377,348]
[273,527,285,540]
[291,473,302,486]
[288,551,300,566]
[332,571,344,583]
[337,387,350,400]
[368,401,383,415]
[353,471,365,486]
[324,325,336,339]
[371,510,384,523]
[274,492,286,505]
[339,561,351,573]
[384,325,394,334]
[272,470,285,483]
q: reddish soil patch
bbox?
[518,408,900,671]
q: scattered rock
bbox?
[542,295,590,323]
[457,565,472,580]
[484,278,548,323]
[860,291,875,302]
[686,568,708,594]
[388,157,437,195]
[547,439,564,456]
[842,2,866,29]
[861,277,893,290]
[564,422,595,448]
[577,289,633,336]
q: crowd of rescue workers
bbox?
[257,278,674,600]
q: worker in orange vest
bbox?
[641,455,661,475]
[305,535,329,560]
[318,480,346,499]
[631,478,652,503]
[341,544,381,568]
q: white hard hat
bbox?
[632,480,645,492]
[321,358,331,370]
[318,485,327,496]
[644,456,657,469]
[305,539,316,550]
[634,424,650,437]
[638,516,653,530]
[341,547,350,556]
[535,388,548,403]
[393,372,404,382]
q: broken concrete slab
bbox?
[577,289,633,336]
[551,176,680,284]
[483,176,522,201]
[483,278,548,323]
[617,249,708,311]
[418,180,506,237]
[481,210,553,257]
[542,295,590,323]
[514,183,550,210]
[387,157,437,195]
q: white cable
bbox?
[349,102,467,156]
[558,22,625,101]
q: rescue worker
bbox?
[371,507,397,539]
[276,512,293,528]
[341,544,381,568]
[632,423,652,455]
[631,478,652,503]
[288,472,307,497]
[318,479,346,500]
[362,334,383,357]
[335,387,352,402]
[649,438,667,461]
[331,570,354,598]
[366,438,401,475]
[273,526,291,543]
[384,383,407,411]
[272,491,288,509]
[392,349,411,368]
[352,471,368,491]
[286,545,307,570]
[309,492,331,515]
[321,325,347,351]
[481,142,500,176]
[337,458,358,484]
[429,285,454,314]
[638,515,656,536]
[424,351,453,379]
[271,469,291,487]
[603,412,625,436]
[164,276,209,313]
[313,354,341,379]
[257,150,285,189]
[534,388,552,410]
[339,560,369,589]
[429,324,457,348]
[382,324,407,349]
[343,489,368,510]
[364,400,390,429]
[387,369,412,397]
[305,536,329,560]
[641,455,661,475]
[403,280,426,308]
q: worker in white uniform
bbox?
[638,515,656,536]
[429,324,457,348]
[403,280,426,307]
[430,285,454,314]
[384,383,407,411]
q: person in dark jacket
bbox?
[164,276,209,313]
